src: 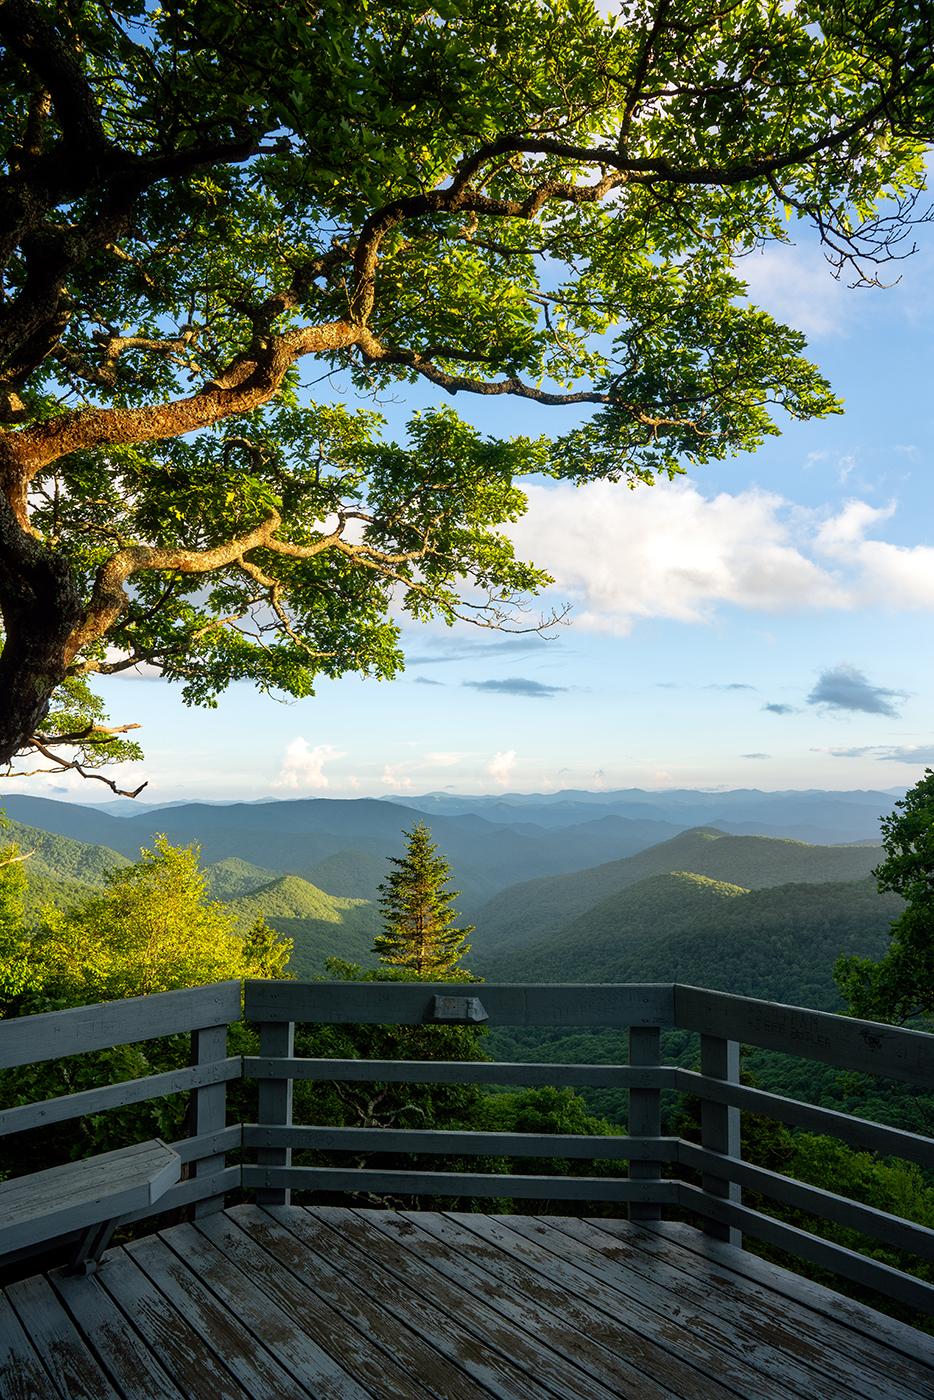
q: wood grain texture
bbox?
[243,1163,680,1202]
[460,1212,810,1400]
[95,1248,253,1400]
[676,1181,934,1314]
[244,980,676,1027]
[590,1218,934,1400]
[49,1267,186,1400]
[674,985,934,1086]
[0,1141,180,1254]
[7,1207,934,1400]
[0,1058,241,1139]
[242,1123,655,1159]
[0,1291,59,1400]
[5,1274,122,1400]
[244,1056,671,1087]
[270,1204,617,1400]
[674,1069,934,1170]
[226,1204,498,1400]
[0,982,241,1070]
[649,1219,934,1372]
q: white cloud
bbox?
[488,749,517,786]
[509,478,934,633]
[274,739,345,790]
[381,764,414,791]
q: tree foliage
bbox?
[374,821,474,975]
[1,0,932,785]
[835,769,934,1025]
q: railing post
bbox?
[628,1025,662,1222]
[256,1019,294,1207]
[700,1034,742,1247]
[189,1023,229,1219]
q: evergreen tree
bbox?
[373,823,474,977]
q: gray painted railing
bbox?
[0,981,242,1266]
[242,979,934,1315]
[1,978,933,1317]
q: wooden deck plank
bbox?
[542,1213,897,1400]
[272,1203,624,1400]
[0,1291,59,1400]
[307,1206,637,1400]
[221,1205,492,1400]
[95,1248,253,1400]
[4,1277,121,1400]
[47,1268,185,1400]
[159,1221,374,1400]
[458,1212,813,1400]
[7,1206,934,1400]
[648,1219,934,1371]
[586,1217,934,1400]
[344,1207,704,1400]
[123,1235,315,1400]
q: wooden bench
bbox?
[0,1139,180,1274]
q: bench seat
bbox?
[0,1139,180,1268]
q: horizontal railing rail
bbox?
[0,980,243,1249]
[2,977,933,1319]
[242,978,934,1316]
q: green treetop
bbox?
[835,769,934,1026]
[1,0,933,791]
[374,822,475,977]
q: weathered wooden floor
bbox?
[2,1205,933,1400]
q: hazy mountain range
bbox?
[0,788,897,997]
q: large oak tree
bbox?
[0,0,931,791]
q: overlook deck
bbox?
[4,1204,934,1400]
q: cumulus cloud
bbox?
[274,739,345,789]
[763,703,797,715]
[381,764,414,791]
[463,677,567,698]
[738,243,852,340]
[488,749,517,786]
[405,637,547,664]
[414,676,443,685]
[742,753,772,759]
[807,664,905,717]
[707,683,755,691]
[507,478,934,634]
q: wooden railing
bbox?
[1,978,933,1317]
[242,979,934,1315]
[0,981,242,1267]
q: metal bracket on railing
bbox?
[431,995,488,1023]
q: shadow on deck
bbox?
[4,1205,934,1400]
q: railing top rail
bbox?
[675,985,934,1088]
[243,980,675,1027]
[0,980,242,1070]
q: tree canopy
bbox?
[1,0,932,788]
[835,769,934,1025]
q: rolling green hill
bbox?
[606,877,901,1010]
[293,849,388,903]
[224,874,381,978]
[201,857,285,900]
[470,827,882,958]
[480,871,749,981]
[4,819,130,889]
[483,875,901,1011]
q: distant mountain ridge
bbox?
[469,826,883,958]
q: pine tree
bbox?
[374,823,474,977]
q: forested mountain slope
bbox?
[482,875,901,1011]
[470,828,882,957]
[478,872,748,980]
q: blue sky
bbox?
[13,221,934,805]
